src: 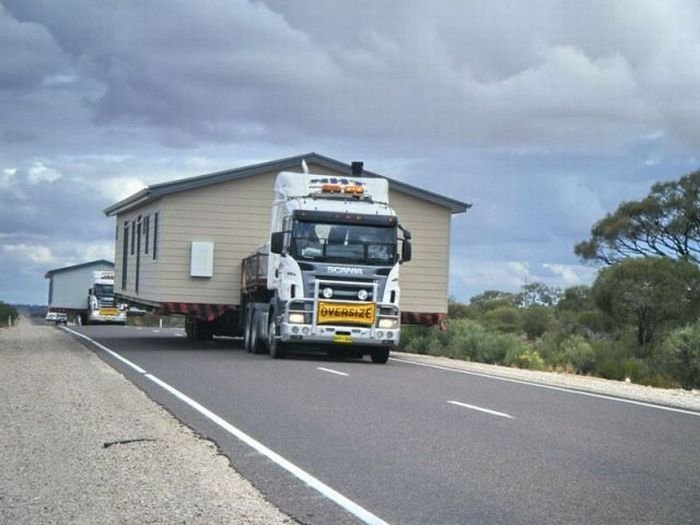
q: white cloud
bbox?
[542,263,598,288]
[1,243,55,264]
[95,177,147,202]
[26,161,61,184]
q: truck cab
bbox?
[243,167,411,363]
[86,271,127,325]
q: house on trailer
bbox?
[103,153,469,330]
[45,259,114,318]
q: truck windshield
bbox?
[94,284,114,297]
[292,220,396,265]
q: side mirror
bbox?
[270,232,285,254]
[88,288,93,295]
[402,240,412,263]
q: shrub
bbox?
[400,319,524,365]
[483,306,521,333]
[0,301,19,327]
[521,306,553,340]
[505,347,546,370]
[560,335,597,374]
[660,323,700,389]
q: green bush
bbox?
[400,319,524,365]
[560,335,596,374]
[483,306,521,333]
[0,301,19,327]
[659,323,700,389]
[505,347,546,370]
[521,305,553,340]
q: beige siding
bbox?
[389,191,451,314]
[114,201,164,303]
[153,172,276,304]
[114,162,453,314]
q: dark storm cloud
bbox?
[8,0,700,153]
[1,0,700,303]
[0,3,67,90]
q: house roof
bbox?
[45,259,114,279]
[104,152,471,216]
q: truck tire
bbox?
[371,347,390,364]
[196,319,214,341]
[250,310,266,354]
[268,316,286,359]
[243,306,254,353]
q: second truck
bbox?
[240,162,412,363]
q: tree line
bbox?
[0,301,19,327]
[401,170,700,389]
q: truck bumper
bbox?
[88,312,127,324]
[279,323,399,347]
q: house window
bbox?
[153,212,159,260]
[130,220,136,255]
[144,215,150,254]
[122,222,129,289]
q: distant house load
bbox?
[44,259,127,325]
[103,153,469,344]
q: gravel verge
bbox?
[393,351,700,411]
[0,318,296,525]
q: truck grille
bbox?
[314,279,375,301]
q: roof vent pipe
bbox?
[351,161,363,177]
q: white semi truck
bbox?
[240,163,412,363]
[85,270,127,325]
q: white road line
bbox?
[448,400,513,419]
[152,329,160,333]
[174,333,185,337]
[61,326,387,525]
[391,358,700,417]
[317,367,349,377]
[61,327,146,374]
[146,374,388,525]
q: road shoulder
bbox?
[0,318,295,524]
[392,351,700,411]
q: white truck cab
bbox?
[242,163,411,363]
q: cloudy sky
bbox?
[1,0,700,305]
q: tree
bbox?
[575,170,700,265]
[592,258,700,351]
[467,290,517,312]
[515,282,562,307]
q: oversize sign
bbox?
[317,301,375,326]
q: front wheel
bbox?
[370,347,390,364]
[268,317,286,359]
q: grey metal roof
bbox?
[45,259,114,279]
[104,152,471,216]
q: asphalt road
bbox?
[65,324,700,525]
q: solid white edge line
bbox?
[61,326,387,525]
[317,367,349,377]
[391,357,700,417]
[448,400,513,419]
[145,373,389,525]
[62,326,146,374]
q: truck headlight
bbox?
[357,289,368,301]
[322,287,333,299]
[378,318,398,329]
[289,313,305,324]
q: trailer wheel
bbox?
[185,316,195,340]
[268,316,286,359]
[370,347,390,364]
[196,319,214,341]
